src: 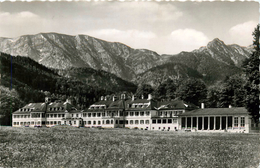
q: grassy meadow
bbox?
[0,127,259,168]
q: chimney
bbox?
[101,96,104,101]
[132,95,136,101]
[121,94,126,100]
[147,94,152,100]
[113,96,117,102]
[229,105,232,108]
[201,103,205,109]
[45,97,51,104]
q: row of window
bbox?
[46,114,65,118]
[13,121,41,125]
[82,111,151,117]
[49,107,64,111]
[181,116,246,128]
[158,111,182,116]
[126,111,150,116]
[14,115,30,118]
[129,104,149,108]
[19,108,33,112]
[152,119,177,124]
[84,120,151,125]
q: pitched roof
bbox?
[108,100,125,109]
[157,100,197,110]
[13,103,46,114]
[13,102,75,114]
[178,107,249,116]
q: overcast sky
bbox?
[0,1,258,54]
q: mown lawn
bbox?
[0,127,259,168]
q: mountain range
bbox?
[0,33,253,86]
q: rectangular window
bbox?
[102,112,105,117]
[135,120,139,124]
[125,120,129,125]
[168,119,172,123]
[130,120,133,124]
[98,121,101,125]
[163,119,167,124]
[159,112,162,116]
[146,111,150,116]
[135,112,139,116]
[152,119,156,124]
[234,117,238,127]
[93,121,96,125]
[241,117,245,127]
[62,114,65,118]
[58,121,61,125]
[97,113,101,117]
[54,114,57,118]
[54,121,57,125]
[74,121,76,124]
[140,112,144,116]
[93,113,96,117]
[72,114,74,117]
[88,121,91,125]
[126,112,129,116]
[157,119,162,124]
[51,114,53,118]
[140,120,144,124]
[145,120,149,124]
[119,120,124,124]
[83,113,86,117]
[76,114,79,117]
[58,114,61,117]
[164,112,167,116]
[88,113,91,117]
[130,112,134,116]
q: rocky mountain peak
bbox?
[207,38,226,49]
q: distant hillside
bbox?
[133,63,204,87]
[0,52,137,109]
[55,67,137,93]
[0,33,252,85]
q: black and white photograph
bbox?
[0,1,259,167]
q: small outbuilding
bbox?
[178,107,256,133]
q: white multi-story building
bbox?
[12,95,257,133]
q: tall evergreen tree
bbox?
[243,24,260,125]
[175,78,207,106]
